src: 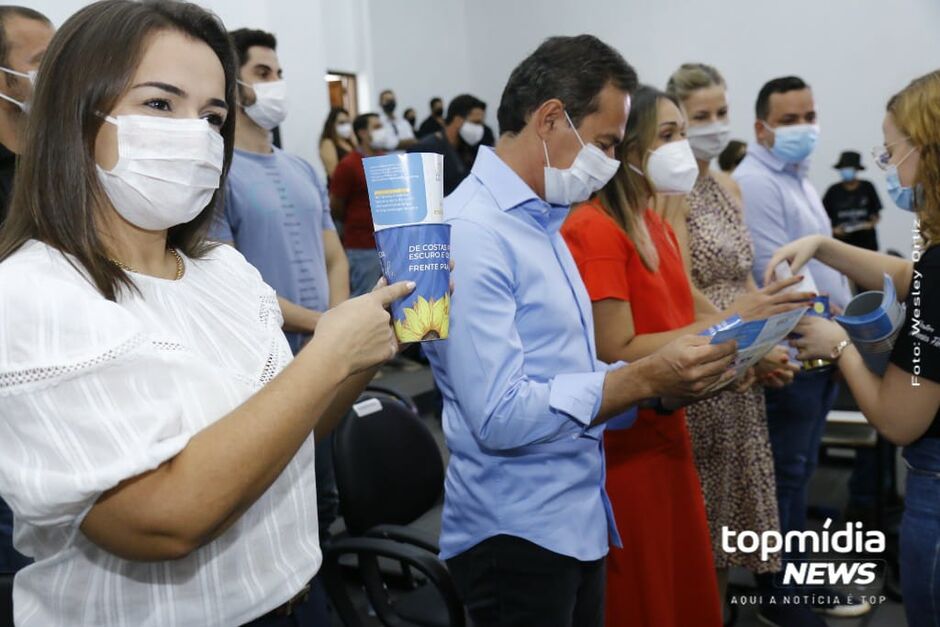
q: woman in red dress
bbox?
[561,86,806,627]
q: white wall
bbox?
[373,0,940,256]
[29,0,340,177]
[25,1,940,255]
[367,0,472,122]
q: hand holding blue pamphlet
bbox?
[363,152,451,343]
[700,306,809,392]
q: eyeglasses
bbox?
[871,138,914,170]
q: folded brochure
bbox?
[702,306,808,392]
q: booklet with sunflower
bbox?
[363,152,451,342]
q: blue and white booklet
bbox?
[701,306,809,391]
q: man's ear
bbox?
[531,98,566,142]
[236,77,254,108]
[754,119,770,147]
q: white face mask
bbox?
[96,114,224,230]
[543,110,621,206]
[0,65,36,113]
[335,122,353,139]
[459,121,485,146]
[686,121,731,162]
[369,125,396,151]
[643,139,698,195]
[238,79,287,130]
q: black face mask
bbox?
[432,107,444,117]
[382,99,397,115]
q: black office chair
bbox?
[323,390,464,627]
[1,572,13,627]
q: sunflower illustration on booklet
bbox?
[364,152,451,343]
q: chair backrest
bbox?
[333,391,444,535]
[0,572,13,627]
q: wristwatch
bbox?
[829,338,851,361]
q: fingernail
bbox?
[406,281,416,289]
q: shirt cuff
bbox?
[549,371,608,428]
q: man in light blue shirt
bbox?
[424,35,737,627]
[735,76,868,625]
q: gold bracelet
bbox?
[829,339,851,361]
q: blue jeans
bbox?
[346,248,382,297]
[758,369,838,595]
[0,496,30,572]
[901,438,940,627]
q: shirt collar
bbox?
[471,146,571,232]
[748,141,811,177]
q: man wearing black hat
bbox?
[822,150,883,251]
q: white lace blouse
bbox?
[0,240,321,626]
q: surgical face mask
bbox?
[686,122,731,162]
[542,110,621,206]
[369,125,394,150]
[0,65,36,113]
[839,167,857,183]
[381,99,396,115]
[643,139,699,195]
[335,122,353,139]
[238,79,287,130]
[763,122,819,163]
[884,146,920,212]
[96,114,224,230]
[459,121,485,146]
[432,106,444,117]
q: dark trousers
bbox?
[0,496,30,573]
[241,579,329,626]
[757,369,839,595]
[446,535,605,627]
[899,438,940,627]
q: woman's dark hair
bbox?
[596,85,679,271]
[320,106,349,144]
[0,0,237,300]
[718,139,747,172]
[497,34,637,136]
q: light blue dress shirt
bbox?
[424,147,627,562]
[734,143,851,310]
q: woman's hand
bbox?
[755,344,799,388]
[309,280,416,376]
[763,235,825,286]
[734,368,757,392]
[789,316,849,362]
[727,275,814,321]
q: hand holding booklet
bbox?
[700,306,809,392]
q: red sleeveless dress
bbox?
[562,200,721,627]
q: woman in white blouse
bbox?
[0,2,414,625]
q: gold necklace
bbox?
[108,248,184,280]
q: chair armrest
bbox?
[364,524,440,554]
[323,536,464,627]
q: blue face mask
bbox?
[839,167,857,183]
[765,122,819,163]
[886,165,916,212]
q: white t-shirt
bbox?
[0,241,321,627]
[379,111,416,144]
